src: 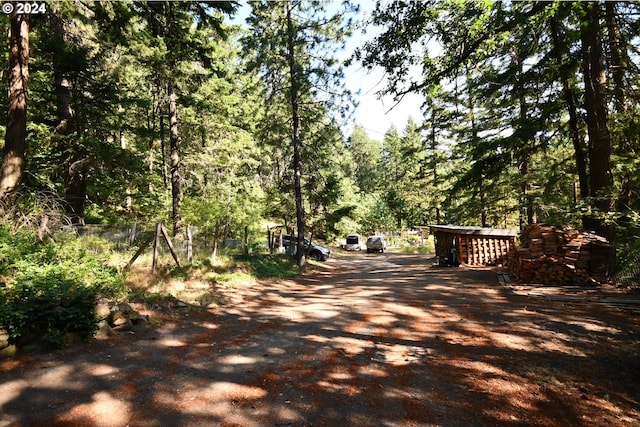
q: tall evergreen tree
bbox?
[355,0,640,255]
[0,13,29,200]
[245,0,357,267]
[133,1,236,236]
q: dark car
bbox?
[366,235,387,253]
[280,234,331,261]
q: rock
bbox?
[116,302,135,314]
[111,319,133,332]
[0,344,17,358]
[95,303,111,320]
[110,310,131,326]
[96,320,114,337]
[130,312,149,324]
[0,329,9,350]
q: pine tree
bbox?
[245,0,357,267]
[0,14,29,200]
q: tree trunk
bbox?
[49,7,74,135]
[579,2,615,272]
[286,3,305,269]
[549,13,589,200]
[605,2,635,215]
[516,55,536,225]
[168,80,183,237]
[65,157,90,225]
[580,3,614,218]
[465,65,487,227]
[0,14,29,199]
[49,5,87,224]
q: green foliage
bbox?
[0,227,124,349]
[0,268,99,348]
[614,213,640,288]
[353,0,640,247]
[235,254,300,280]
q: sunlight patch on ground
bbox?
[293,303,342,319]
[216,354,259,366]
[567,320,621,334]
[374,343,431,365]
[156,337,187,347]
[0,379,26,408]
[489,331,534,351]
[88,363,119,376]
[181,382,267,406]
[57,391,130,427]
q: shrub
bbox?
[0,267,101,348]
[0,227,123,349]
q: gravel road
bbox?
[1,252,638,426]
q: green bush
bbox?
[0,227,123,349]
[236,254,299,279]
[0,268,99,348]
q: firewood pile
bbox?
[508,224,613,286]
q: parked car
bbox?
[344,234,362,251]
[366,235,387,253]
[281,234,331,261]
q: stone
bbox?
[0,344,17,358]
[96,320,114,337]
[112,319,133,332]
[0,329,9,350]
[110,310,131,326]
[95,303,111,320]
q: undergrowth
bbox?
[0,218,304,350]
[0,226,125,349]
[235,253,300,279]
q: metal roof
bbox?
[428,224,518,237]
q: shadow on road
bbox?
[1,253,638,426]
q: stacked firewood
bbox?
[508,224,613,286]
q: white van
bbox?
[344,234,362,251]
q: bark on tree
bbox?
[0,14,29,199]
[49,8,74,135]
[580,3,614,217]
[549,14,589,200]
[286,3,306,269]
[168,80,183,237]
[579,2,616,271]
[605,2,635,214]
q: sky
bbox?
[341,3,424,140]
[230,1,425,141]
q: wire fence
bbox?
[613,252,640,287]
[71,223,252,260]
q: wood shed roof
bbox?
[429,225,518,237]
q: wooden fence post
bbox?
[187,225,193,264]
[211,219,220,263]
[125,233,154,271]
[129,222,137,247]
[160,223,181,268]
[152,222,162,273]
[244,225,249,256]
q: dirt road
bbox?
[1,253,638,426]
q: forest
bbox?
[0,1,639,345]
